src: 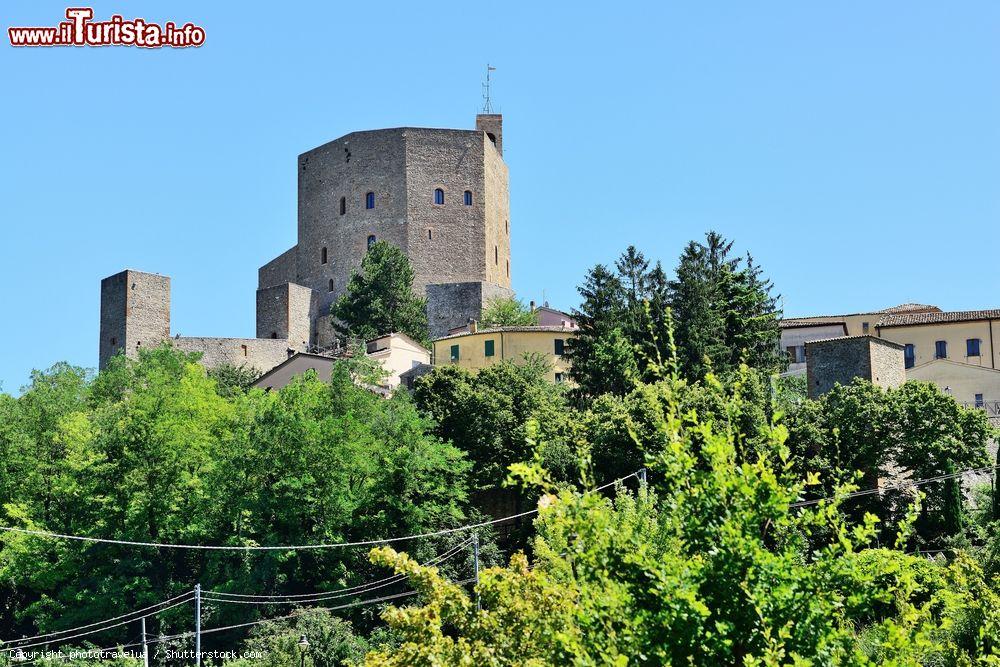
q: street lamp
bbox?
[297,635,310,667]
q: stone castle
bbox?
[99,114,514,371]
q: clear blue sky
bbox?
[2,1,998,393]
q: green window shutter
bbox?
[450,344,460,361]
[485,340,495,357]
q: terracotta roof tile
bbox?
[877,309,1000,328]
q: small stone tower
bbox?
[805,335,906,399]
[99,270,170,368]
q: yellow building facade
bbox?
[431,325,575,383]
[782,305,1000,409]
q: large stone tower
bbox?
[257,114,513,343]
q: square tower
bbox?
[99,270,170,368]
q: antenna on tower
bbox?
[481,64,496,114]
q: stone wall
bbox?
[256,282,316,348]
[426,281,515,339]
[258,246,298,290]
[806,336,905,399]
[404,128,488,294]
[173,337,294,374]
[99,270,171,368]
[295,129,410,316]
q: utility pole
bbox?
[639,468,647,487]
[194,584,201,667]
[141,616,149,667]
[472,533,481,611]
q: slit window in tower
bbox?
[340,197,346,215]
[321,247,327,264]
[434,188,445,205]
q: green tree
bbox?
[480,296,538,327]
[364,371,1000,665]
[0,345,474,652]
[413,359,574,510]
[331,241,429,345]
[669,232,783,379]
[564,264,632,402]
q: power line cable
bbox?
[4,595,194,652]
[3,591,193,647]
[0,472,640,551]
[202,538,471,604]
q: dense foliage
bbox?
[0,347,471,661]
[366,369,1000,666]
[566,235,784,404]
[331,241,430,345]
[3,232,999,666]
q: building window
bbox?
[555,372,565,383]
[464,190,472,206]
[505,219,509,234]
[495,245,499,265]
[786,346,806,364]
[434,188,445,205]
[862,322,870,334]
[340,197,346,215]
[328,279,334,292]
[450,344,460,362]
[110,337,117,347]
[968,338,982,357]
[367,235,376,249]
[935,340,947,359]
[428,229,433,240]
[321,247,328,264]
[365,192,375,209]
[506,260,509,278]
[554,338,565,356]
[484,339,495,357]
[904,344,915,369]
[976,393,985,408]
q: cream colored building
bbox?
[431,325,574,383]
[782,304,1000,410]
[253,333,430,392]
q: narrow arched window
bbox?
[365,192,375,209]
[434,188,444,205]
[321,247,327,264]
[464,190,472,206]
[339,197,346,215]
[427,229,433,240]
[328,279,334,292]
[367,234,376,249]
